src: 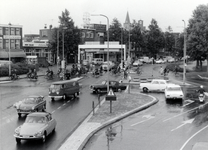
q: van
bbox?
[92,58,103,65]
[48,78,80,101]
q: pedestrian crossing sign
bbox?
[106,89,117,101]
[107,89,116,96]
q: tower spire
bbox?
[124,11,131,31]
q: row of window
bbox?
[0,27,20,35]
[0,39,20,49]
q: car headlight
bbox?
[32,106,35,110]
[34,131,43,137]
[56,92,59,94]
[15,126,21,135]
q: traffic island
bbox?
[59,90,158,150]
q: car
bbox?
[14,112,56,143]
[167,58,175,63]
[165,84,184,100]
[155,59,165,64]
[102,61,115,71]
[89,80,127,94]
[140,79,169,93]
[82,59,89,66]
[13,95,46,117]
[133,60,143,67]
[92,58,103,65]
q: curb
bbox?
[77,93,158,150]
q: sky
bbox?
[1,0,208,35]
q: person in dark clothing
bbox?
[197,85,205,94]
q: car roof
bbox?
[27,112,50,117]
[28,95,43,98]
[52,78,80,85]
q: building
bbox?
[78,24,126,64]
[0,24,26,62]
[23,25,54,62]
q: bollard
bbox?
[98,94,100,107]
[92,101,95,115]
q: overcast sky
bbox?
[1,0,207,35]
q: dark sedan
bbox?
[89,80,126,94]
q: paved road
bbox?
[0,71,119,150]
[83,64,208,150]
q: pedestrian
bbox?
[164,67,167,76]
[175,66,178,76]
[159,66,163,75]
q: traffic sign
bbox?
[106,89,117,101]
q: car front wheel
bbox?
[16,138,21,143]
[143,87,148,93]
[42,132,47,143]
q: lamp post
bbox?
[182,20,186,85]
[8,23,11,76]
[91,14,109,92]
[57,28,59,72]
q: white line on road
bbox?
[179,124,208,150]
[171,118,194,132]
[163,107,198,122]
[63,103,66,106]
[51,110,56,114]
[57,106,61,109]
[131,118,153,126]
[183,99,195,107]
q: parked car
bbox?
[165,84,184,100]
[167,58,175,63]
[13,95,46,117]
[133,60,143,67]
[155,59,166,64]
[140,79,169,93]
[82,60,89,66]
[14,112,56,143]
[139,56,151,64]
[89,80,127,94]
[102,61,115,71]
[92,58,103,65]
[48,78,81,101]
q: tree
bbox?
[108,18,123,42]
[187,4,208,71]
[164,26,175,55]
[48,9,80,63]
[145,19,164,58]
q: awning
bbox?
[0,49,26,58]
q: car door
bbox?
[150,81,160,91]
[159,81,167,91]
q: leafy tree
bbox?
[187,4,208,71]
[108,18,123,42]
[48,9,80,63]
[164,26,175,55]
[145,19,164,58]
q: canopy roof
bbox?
[0,49,26,58]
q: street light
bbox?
[8,23,11,76]
[91,14,110,92]
[57,28,59,72]
[182,20,186,85]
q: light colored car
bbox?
[167,58,175,63]
[14,112,57,143]
[140,79,169,93]
[165,84,184,100]
[92,58,103,65]
[102,61,114,71]
[155,59,165,64]
[133,60,143,67]
[82,60,89,66]
[13,95,46,117]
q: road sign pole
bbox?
[110,100,112,113]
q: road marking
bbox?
[57,106,61,109]
[63,103,66,106]
[131,115,155,127]
[51,110,56,114]
[171,118,194,131]
[163,107,198,122]
[179,124,208,150]
[183,99,195,107]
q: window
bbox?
[16,28,20,35]
[11,28,15,35]
[0,27,2,35]
[11,40,15,49]
[5,40,9,49]
[15,39,20,49]
[5,28,9,35]
[0,39,2,49]
[152,81,159,84]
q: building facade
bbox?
[0,24,26,62]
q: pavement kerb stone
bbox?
[77,92,158,150]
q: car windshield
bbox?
[101,81,107,85]
[167,87,181,91]
[23,98,38,104]
[50,84,61,90]
[25,116,46,123]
